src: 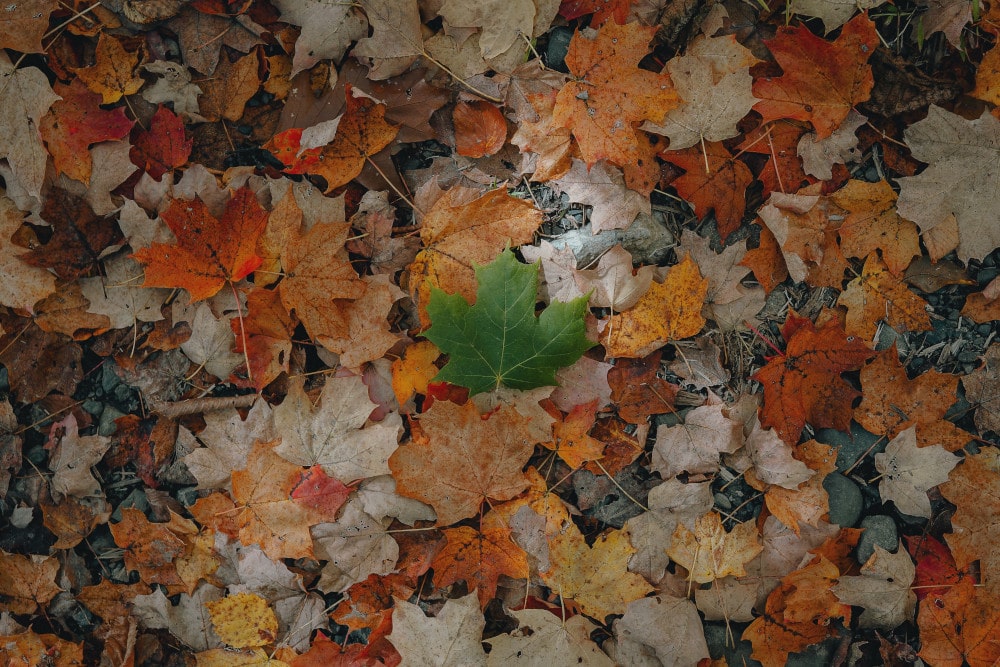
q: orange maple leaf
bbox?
[432,520,530,609]
[265,85,399,193]
[918,577,1000,667]
[753,14,878,139]
[743,555,852,666]
[753,311,875,445]
[132,186,267,302]
[553,21,678,169]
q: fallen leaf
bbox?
[439,0,535,59]
[40,79,133,184]
[896,106,1000,262]
[453,100,508,158]
[645,34,759,150]
[831,179,921,275]
[753,311,875,445]
[206,592,278,648]
[917,577,1000,667]
[611,595,710,666]
[409,186,543,326]
[0,551,61,614]
[266,86,398,193]
[387,592,486,666]
[433,518,529,609]
[553,21,678,168]
[554,159,650,233]
[45,413,111,501]
[0,191,57,311]
[663,141,754,242]
[0,0,57,52]
[753,14,878,139]
[939,448,1000,592]
[874,427,958,518]
[424,248,594,395]
[651,402,742,478]
[838,252,932,343]
[958,344,1000,435]
[133,187,266,301]
[389,400,535,525]
[231,440,345,560]
[350,0,422,80]
[74,33,145,104]
[272,0,367,75]
[601,253,708,358]
[668,511,763,583]
[833,543,916,628]
[129,105,192,179]
[742,555,851,666]
[486,608,613,666]
[0,53,59,199]
[541,526,653,621]
[273,374,401,483]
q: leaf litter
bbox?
[1,1,1000,665]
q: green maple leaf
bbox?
[424,248,594,395]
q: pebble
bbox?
[824,473,863,527]
[856,515,898,564]
[545,27,574,71]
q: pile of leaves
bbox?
[2,0,1000,664]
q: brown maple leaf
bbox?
[753,311,875,445]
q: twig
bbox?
[146,393,260,419]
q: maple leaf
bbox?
[351,0,422,80]
[963,344,1000,435]
[838,252,932,343]
[612,595,710,666]
[272,375,401,483]
[854,345,969,450]
[601,253,708,358]
[625,478,714,582]
[0,192,57,311]
[266,87,398,193]
[231,441,345,560]
[0,52,59,199]
[40,79,133,185]
[558,0,632,26]
[486,609,613,666]
[541,526,653,621]
[424,248,593,395]
[939,448,1000,592]
[553,21,678,168]
[132,187,267,302]
[736,120,815,197]
[130,105,192,179]
[830,179,921,275]
[232,288,296,390]
[554,159,650,233]
[668,511,763,583]
[742,555,852,666]
[651,402,742,478]
[432,520,529,609]
[896,106,1000,262]
[917,577,1000,667]
[663,141,754,242]
[542,400,607,468]
[110,508,197,593]
[273,0,367,75]
[875,427,958,518]
[312,498,398,593]
[182,398,275,491]
[833,544,916,629]
[45,412,111,501]
[387,592,487,666]
[0,551,61,615]
[0,0,57,53]
[73,33,145,104]
[645,34,760,150]
[753,14,878,139]
[753,312,875,445]
[390,401,535,525]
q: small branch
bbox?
[147,393,260,419]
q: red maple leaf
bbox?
[752,312,875,445]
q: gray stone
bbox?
[824,473,863,527]
[857,515,898,564]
